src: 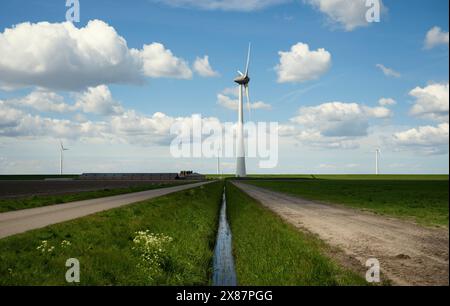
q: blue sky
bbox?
[0,0,448,174]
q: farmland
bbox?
[0,180,188,212]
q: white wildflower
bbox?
[132,231,173,280]
[61,240,71,248]
[37,240,56,254]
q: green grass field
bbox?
[0,182,186,213]
[246,177,449,227]
[0,182,223,285]
[226,182,367,286]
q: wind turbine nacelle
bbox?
[234,75,250,85]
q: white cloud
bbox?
[294,128,361,149]
[221,87,239,97]
[378,97,397,106]
[305,0,385,31]
[250,101,273,110]
[217,92,272,111]
[0,95,221,146]
[10,90,73,113]
[376,64,401,78]
[0,20,193,91]
[0,103,108,140]
[363,105,392,118]
[393,123,449,155]
[150,0,290,11]
[193,56,220,77]
[0,100,23,128]
[409,82,449,122]
[291,102,391,137]
[280,101,392,150]
[318,163,360,169]
[139,43,192,79]
[275,42,331,83]
[75,85,124,116]
[4,85,125,116]
[424,26,449,49]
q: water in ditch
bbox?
[212,187,237,286]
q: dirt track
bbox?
[233,182,449,286]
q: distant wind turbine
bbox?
[234,43,252,178]
[375,148,381,175]
[60,141,69,175]
[217,146,221,177]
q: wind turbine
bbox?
[217,146,221,177]
[60,141,69,175]
[375,148,381,175]
[234,43,252,178]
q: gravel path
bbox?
[233,182,449,286]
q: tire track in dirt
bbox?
[233,182,449,286]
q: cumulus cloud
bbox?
[294,128,360,149]
[291,102,391,137]
[139,43,192,79]
[305,0,385,31]
[0,103,108,140]
[424,26,449,49]
[149,0,290,11]
[378,97,397,106]
[0,20,193,91]
[275,43,331,83]
[0,100,23,128]
[4,85,125,116]
[376,64,401,78]
[217,89,272,111]
[9,90,73,113]
[280,101,392,150]
[193,56,220,77]
[0,98,220,146]
[409,82,449,122]
[74,85,124,116]
[393,123,449,155]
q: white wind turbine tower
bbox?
[217,146,221,177]
[375,148,381,175]
[234,44,252,178]
[60,141,69,175]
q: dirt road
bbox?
[233,182,449,286]
[0,181,211,239]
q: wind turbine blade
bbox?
[237,70,244,76]
[245,43,251,76]
[245,85,251,122]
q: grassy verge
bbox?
[0,182,223,285]
[246,179,449,227]
[226,182,367,286]
[0,182,186,213]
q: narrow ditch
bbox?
[212,187,237,286]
